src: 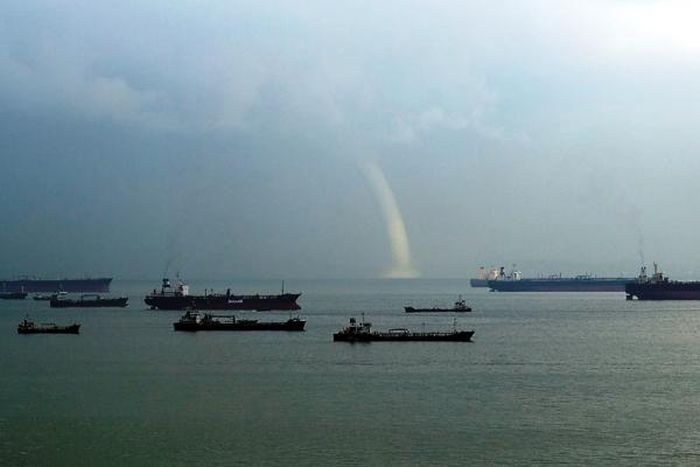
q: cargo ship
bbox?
[333,316,474,342]
[404,296,472,313]
[50,294,128,308]
[625,264,700,300]
[0,277,111,293]
[487,266,634,292]
[173,311,306,332]
[145,278,302,311]
[17,319,81,335]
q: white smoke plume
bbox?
[361,161,419,278]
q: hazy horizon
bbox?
[3,1,700,279]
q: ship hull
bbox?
[333,330,474,342]
[174,319,305,332]
[469,278,489,288]
[18,324,80,334]
[50,297,128,308]
[0,292,28,300]
[488,278,633,292]
[0,278,111,293]
[145,293,302,311]
[625,282,700,300]
[404,307,471,313]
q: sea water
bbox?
[2,279,700,466]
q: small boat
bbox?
[404,295,472,313]
[0,292,28,300]
[17,319,80,334]
[173,310,306,332]
[333,316,474,342]
[50,294,128,308]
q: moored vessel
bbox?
[17,319,80,334]
[173,310,306,331]
[0,277,111,293]
[333,316,474,342]
[0,292,28,300]
[487,266,633,292]
[50,294,128,308]
[145,278,301,311]
[625,264,700,300]
[404,296,472,313]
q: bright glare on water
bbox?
[3,279,700,465]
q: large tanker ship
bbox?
[145,278,301,311]
[486,267,633,292]
[0,277,111,293]
[625,264,700,300]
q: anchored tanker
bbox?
[0,277,111,293]
[145,278,301,311]
[486,266,634,292]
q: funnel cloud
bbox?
[361,161,419,278]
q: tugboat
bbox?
[145,277,302,311]
[404,295,472,313]
[333,315,474,342]
[0,292,28,300]
[50,294,128,308]
[626,263,700,300]
[173,310,306,332]
[17,319,80,334]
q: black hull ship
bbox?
[0,292,28,300]
[0,277,111,293]
[50,294,128,308]
[173,311,306,332]
[333,317,474,343]
[626,264,700,300]
[145,278,301,311]
[405,296,471,313]
[17,319,80,334]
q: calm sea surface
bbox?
[3,279,700,466]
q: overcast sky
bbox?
[2,0,700,279]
